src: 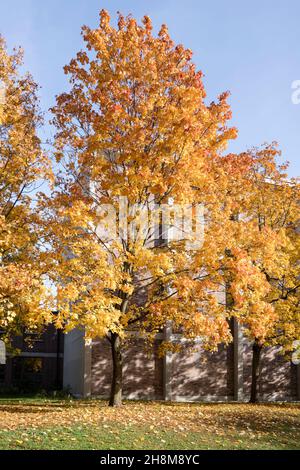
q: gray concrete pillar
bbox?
[163,321,172,401]
[297,364,300,401]
[233,318,244,401]
[63,328,92,397]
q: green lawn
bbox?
[0,398,299,450]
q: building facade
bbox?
[1,321,299,401]
[0,325,63,393]
[63,320,300,402]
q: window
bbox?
[0,364,5,383]
[23,329,44,346]
[12,357,43,391]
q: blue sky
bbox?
[1,0,300,176]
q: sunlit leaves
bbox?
[46,10,238,350]
[0,37,52,338]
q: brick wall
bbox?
[243,341,298,401]
[91,336,163,399]
[90,330,300,402]
[170,344,233,400]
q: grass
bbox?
[0,398,299,450]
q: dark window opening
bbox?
[0,364,5,384]
[12,357,43,391]
[23,329,44,345]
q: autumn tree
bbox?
[212,145,300,402]
[0,37,51,343]
[46,10,237,406]
[242,146,300,403]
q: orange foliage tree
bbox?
[45,10,239,406]
[210,145,300,402]
[0,37,51,344]
[236,146,300,402]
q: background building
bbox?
[1,322,299,401]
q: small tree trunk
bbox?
[250,339,262,403]
[109,333,122,407]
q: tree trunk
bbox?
[109,333,123,407]
[250,339,262,403]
